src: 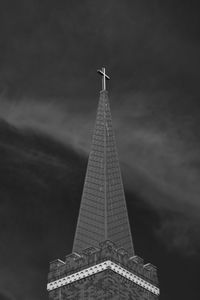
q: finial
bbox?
[97,67,110,91]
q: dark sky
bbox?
[0,0,200,299]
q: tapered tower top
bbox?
[73,68,134,255]
[47,68,160,299]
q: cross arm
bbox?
[97,69,110,80]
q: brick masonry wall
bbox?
[48,241,159,300]
[49,269,158,299]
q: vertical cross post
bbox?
[97,67,110,91]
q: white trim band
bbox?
[47,260,160,296]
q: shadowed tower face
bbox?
[73,87,134,256]
[47,68,160,300]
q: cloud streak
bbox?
[2,86,200,256]
[1,90,200,214]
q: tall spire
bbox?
[73,69,134,255]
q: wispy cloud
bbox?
[0,90,200,253]
[1,91,200,215]
[0,291,16,300]
[155,211,200,256]
[0,96,93,152]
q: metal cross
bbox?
[97,67,110,91]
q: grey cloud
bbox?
[0,96,93,152]
[0,291,16,300]
[155,212,200,256]
[1,90,200,214]
[0,122,85,299]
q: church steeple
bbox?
[47,69,160,299]
[73,69,134,255]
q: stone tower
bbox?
[47,69,160,299]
